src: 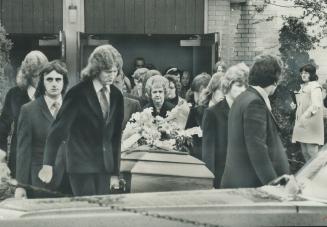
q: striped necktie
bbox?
[51,101,60,118]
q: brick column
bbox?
[230,0,280,65]
[207,0,231,66]
[206,0,281,67]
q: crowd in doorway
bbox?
[0,44,325,198]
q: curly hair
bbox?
[214,60,227,73]
[220,63,249,95]
[16,50,48,89]
[145,75,169,99]
[81,44,123,81]
[142,69,162,97]
[132,67,149,81]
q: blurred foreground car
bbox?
[0,148,327,226]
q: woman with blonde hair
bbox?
[131,67,149,97]
[200,72,225,107]
[144,75,174,118]
[136,69,162,107]
[202,63,248,188]
[0,50,48,177]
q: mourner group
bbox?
[0,44,324,198]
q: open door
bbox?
[180,33,219,76]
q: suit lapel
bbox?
[106,85,118,125]
[248,87,280,129]
[37,97,53,123]
[84,80,103,121]
[221,98,230,118]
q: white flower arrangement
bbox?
[122,100,202,152]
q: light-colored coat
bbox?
[292,81,324,145]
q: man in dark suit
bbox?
[15,60,69,198]
[202,63,248,188]
[39,45,124,196]
[202,99,229,188]
[221,55,290,189]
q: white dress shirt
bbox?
[27,86,36,100]
[92,79,110,103]
[251,85,272,111]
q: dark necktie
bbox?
[99,86,109,118]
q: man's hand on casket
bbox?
[0,149,6,163]
[269,174,301,195]
[15,187,27,199]
[110,176,120,190]
[38,165,53,183]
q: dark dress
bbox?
[143,100,174,118]
[167,96,179,108]
[0,86,30,177]
[185,104,207,160]
[202,98,230,188]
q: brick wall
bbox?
[207,0,327,79]
[207,0,231,65]
[207,0,280,67]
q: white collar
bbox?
[92,79,110,93]
[27,86,36,100]
[251,86,272,111]
[44,95,62,109]
[225,95,233,108]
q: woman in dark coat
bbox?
[202,63,248,188]
[184,73,211,160]
[0,51,48,177]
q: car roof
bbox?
[1,188,283,213]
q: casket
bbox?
[120,146,214,193]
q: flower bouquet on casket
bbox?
[0,152,15,201]
[122,100,202,152]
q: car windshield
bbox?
[295,145,327,202]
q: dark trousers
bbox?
[69,173,111,196]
